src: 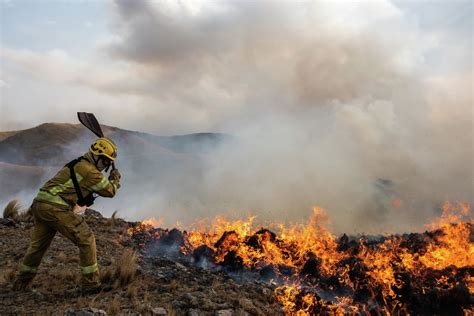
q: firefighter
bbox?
[12,137,121,293]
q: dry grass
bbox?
[58,269,79,283]
[0,268,16,285]
[3,200,21,220]
[18,207,33,222]
[131,298,150,315]
[115,249,138,287]
[126,284,138,299]
[77,296,91,308]
[106,296,121,316]
[2,200,33,222]
[100,249,138,288]
[99,266,115,285]
[105,210,120,227]
[133,290,153,314]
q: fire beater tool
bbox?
[77,112,116,171]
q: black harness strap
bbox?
[65,157,95,207]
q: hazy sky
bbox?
[0,0,472,134]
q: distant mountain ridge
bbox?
[0,122,231,203]
[0,123,230,167]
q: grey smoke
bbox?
[99,0,474,233]
[1,0,472,234]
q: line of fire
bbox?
[126,201,473,314]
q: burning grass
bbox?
[127,202,473,315]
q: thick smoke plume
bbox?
[101,0,473,233]
[2,1,472,234]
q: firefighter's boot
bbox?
[12,272,35,291]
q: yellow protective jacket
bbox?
[34,152,119,210]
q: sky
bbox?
[0,0,472,134]
[0,0,472,232]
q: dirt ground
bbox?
[0,210,282,315]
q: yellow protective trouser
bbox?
[17,201,100,289]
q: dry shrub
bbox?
[3,200,33,223]
[100,249,138,288]
[115,249,138,287]
[106,296,121,316]
[3,200,21,220]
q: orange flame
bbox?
[420,202,473,270]
[132,201,473,313]
[141,217,164,228]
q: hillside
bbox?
[0,131,19,141]
[0,210,278,315]
[1,206,471,315]
[0,123,230,167]
[0,123,230,205]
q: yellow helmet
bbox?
[89,137,117,161]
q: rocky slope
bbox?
[0,209,281,315]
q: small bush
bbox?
[100,250,138,289]
[2,200,33,223]
[116,249,138,287]
[3,200,21,220]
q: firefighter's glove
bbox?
[108,169,121,183]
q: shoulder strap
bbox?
[65,157,85,203]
